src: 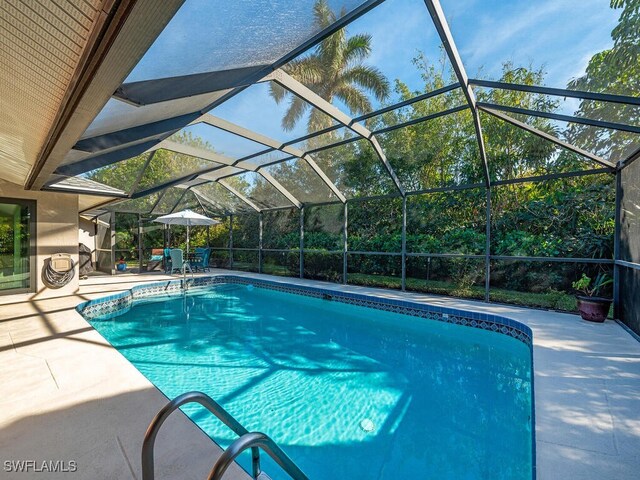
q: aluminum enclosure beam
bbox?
[356,83,461,121]
[267,69,405,196]
[477,102,640,135]
[157,140,248,168]
[113,65,266,105]
[191,188,232,215]
[423,0,490,187]
[71,82,463,160]
[470,79,640,106]
[55,139,162,176]
[216,181,262,212]
[619,146,640,170]
[129,151,156,196]
[200,114,347,202]
[31,0,387,191]
[124,142,303,209]
[258,171,303,209]
[479,107,615,169]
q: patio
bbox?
[0,270,639,479]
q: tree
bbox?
[86,130,223,214]
[566,0,639,163]
[270,0,390,133]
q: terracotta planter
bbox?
[576,296,612,323]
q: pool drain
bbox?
[360,418,375,433]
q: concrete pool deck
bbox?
[1,270,639,479]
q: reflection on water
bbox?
[90,284,532,479]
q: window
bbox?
[0,199,36,294]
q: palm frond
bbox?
[318,29,346,75]
[269,81,290,104]
[313,0,335,28]
[343,34,372,66]
[335,84,373,115]
[308,107,334,132]
[283,95,310,131]
[283,57,325,85]
[342,65,390,101]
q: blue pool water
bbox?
[88,284,532,479]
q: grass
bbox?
[339,273,579,312]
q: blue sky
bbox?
[211,0,618,148]
[126,0,621,158]
[441,0,618,86]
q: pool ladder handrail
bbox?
[141,391,308,480]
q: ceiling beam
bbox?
[55,139,162,176]
[74,113,198,152]
[256,171,302,209]
[128,150,156,196]
[113,65,266,105]
[191,189,232,216]
[619,146,640,170]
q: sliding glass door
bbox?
[0,199,35,294]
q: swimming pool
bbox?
[80,276,533,479]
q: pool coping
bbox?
[77,274,534,347]
[77,273,537,479]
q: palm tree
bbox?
[270,0,390,133]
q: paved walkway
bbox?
[1,270,639,479]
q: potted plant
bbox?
[116,256,127,272]
[572,273,613,322]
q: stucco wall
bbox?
[0,179,79,298]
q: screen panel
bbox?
[490,260,613,314]
[407,188,486,255]
[312,138,398,197]
[621,157,640,263]
[261,158,337,204]
[380,108,483,191]
[491,175,615,259]
[125,0,369,83]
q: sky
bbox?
[208,0,618,152]
[114,0,621,162]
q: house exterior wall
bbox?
[0,179,79,298]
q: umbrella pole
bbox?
[184,224,190,292]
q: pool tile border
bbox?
[77,275,533,347]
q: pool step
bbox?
[141,391,308,480]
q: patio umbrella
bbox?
[154,209,219,254]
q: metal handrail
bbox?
[208,432,309,480]
[141,391,261,480]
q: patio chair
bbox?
[169,249,192,275]
[147,249,164,272]
[191,247,211,272]
[163,248,172,274]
